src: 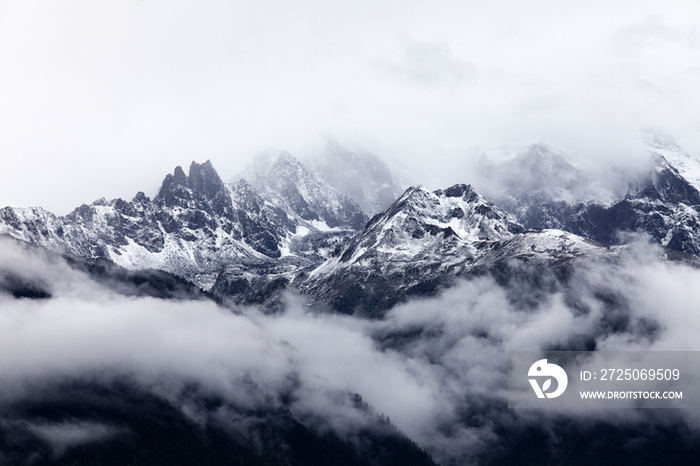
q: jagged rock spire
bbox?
[157,160,227,206]
[189,160,225,200]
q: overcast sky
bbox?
[0,0,698,214]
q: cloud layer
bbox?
[0,1,697,214]
[3,235,700,463]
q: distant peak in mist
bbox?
[305,142,405,216]
[642,128,681,149]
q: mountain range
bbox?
[3,135,698,314]
[2,137,700,465]
[0,155,577,313]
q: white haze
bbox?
[24,421,125,457]
[3,237,700,464]
[0,0,698,214]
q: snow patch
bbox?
[310,220,334,232]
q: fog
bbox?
[2,234,700,463]
[0,1,698,214]
[24,421,125,457]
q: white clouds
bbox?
[0,1,697,213]
[258,305,446,438]
[373,39,477,86]
[25,421,124,457]
[4,234,700,462]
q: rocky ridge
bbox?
[299,183,621,315]
[2,138,700,314]
[0,154,364,294]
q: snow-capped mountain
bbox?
[297,183,623,316]
[0,157,367,294]
[3,139,700,314]
[483,137,700,256]
[1,161,256,289]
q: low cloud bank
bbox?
[25,421,125,457]
[1,237,700,463]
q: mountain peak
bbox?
[240,151,304,184]
[189,160,225,199]
[478,143,585,211]
[335,183,523,266]
[173,165,187,184]
[301,182,530,315]
[157,160,226,205]
[511,144,578,181]
[644,136,700,195]
[434,183,479,200]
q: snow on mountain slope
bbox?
[1,161,276,290]
[5,139,699,313]
[1,172,613,313]
[1,161,304,290]
[298,184,618,316]
[0,156,372,303]
[646,132,700,191]
[0,206,69,253]
[311,184,523,274]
